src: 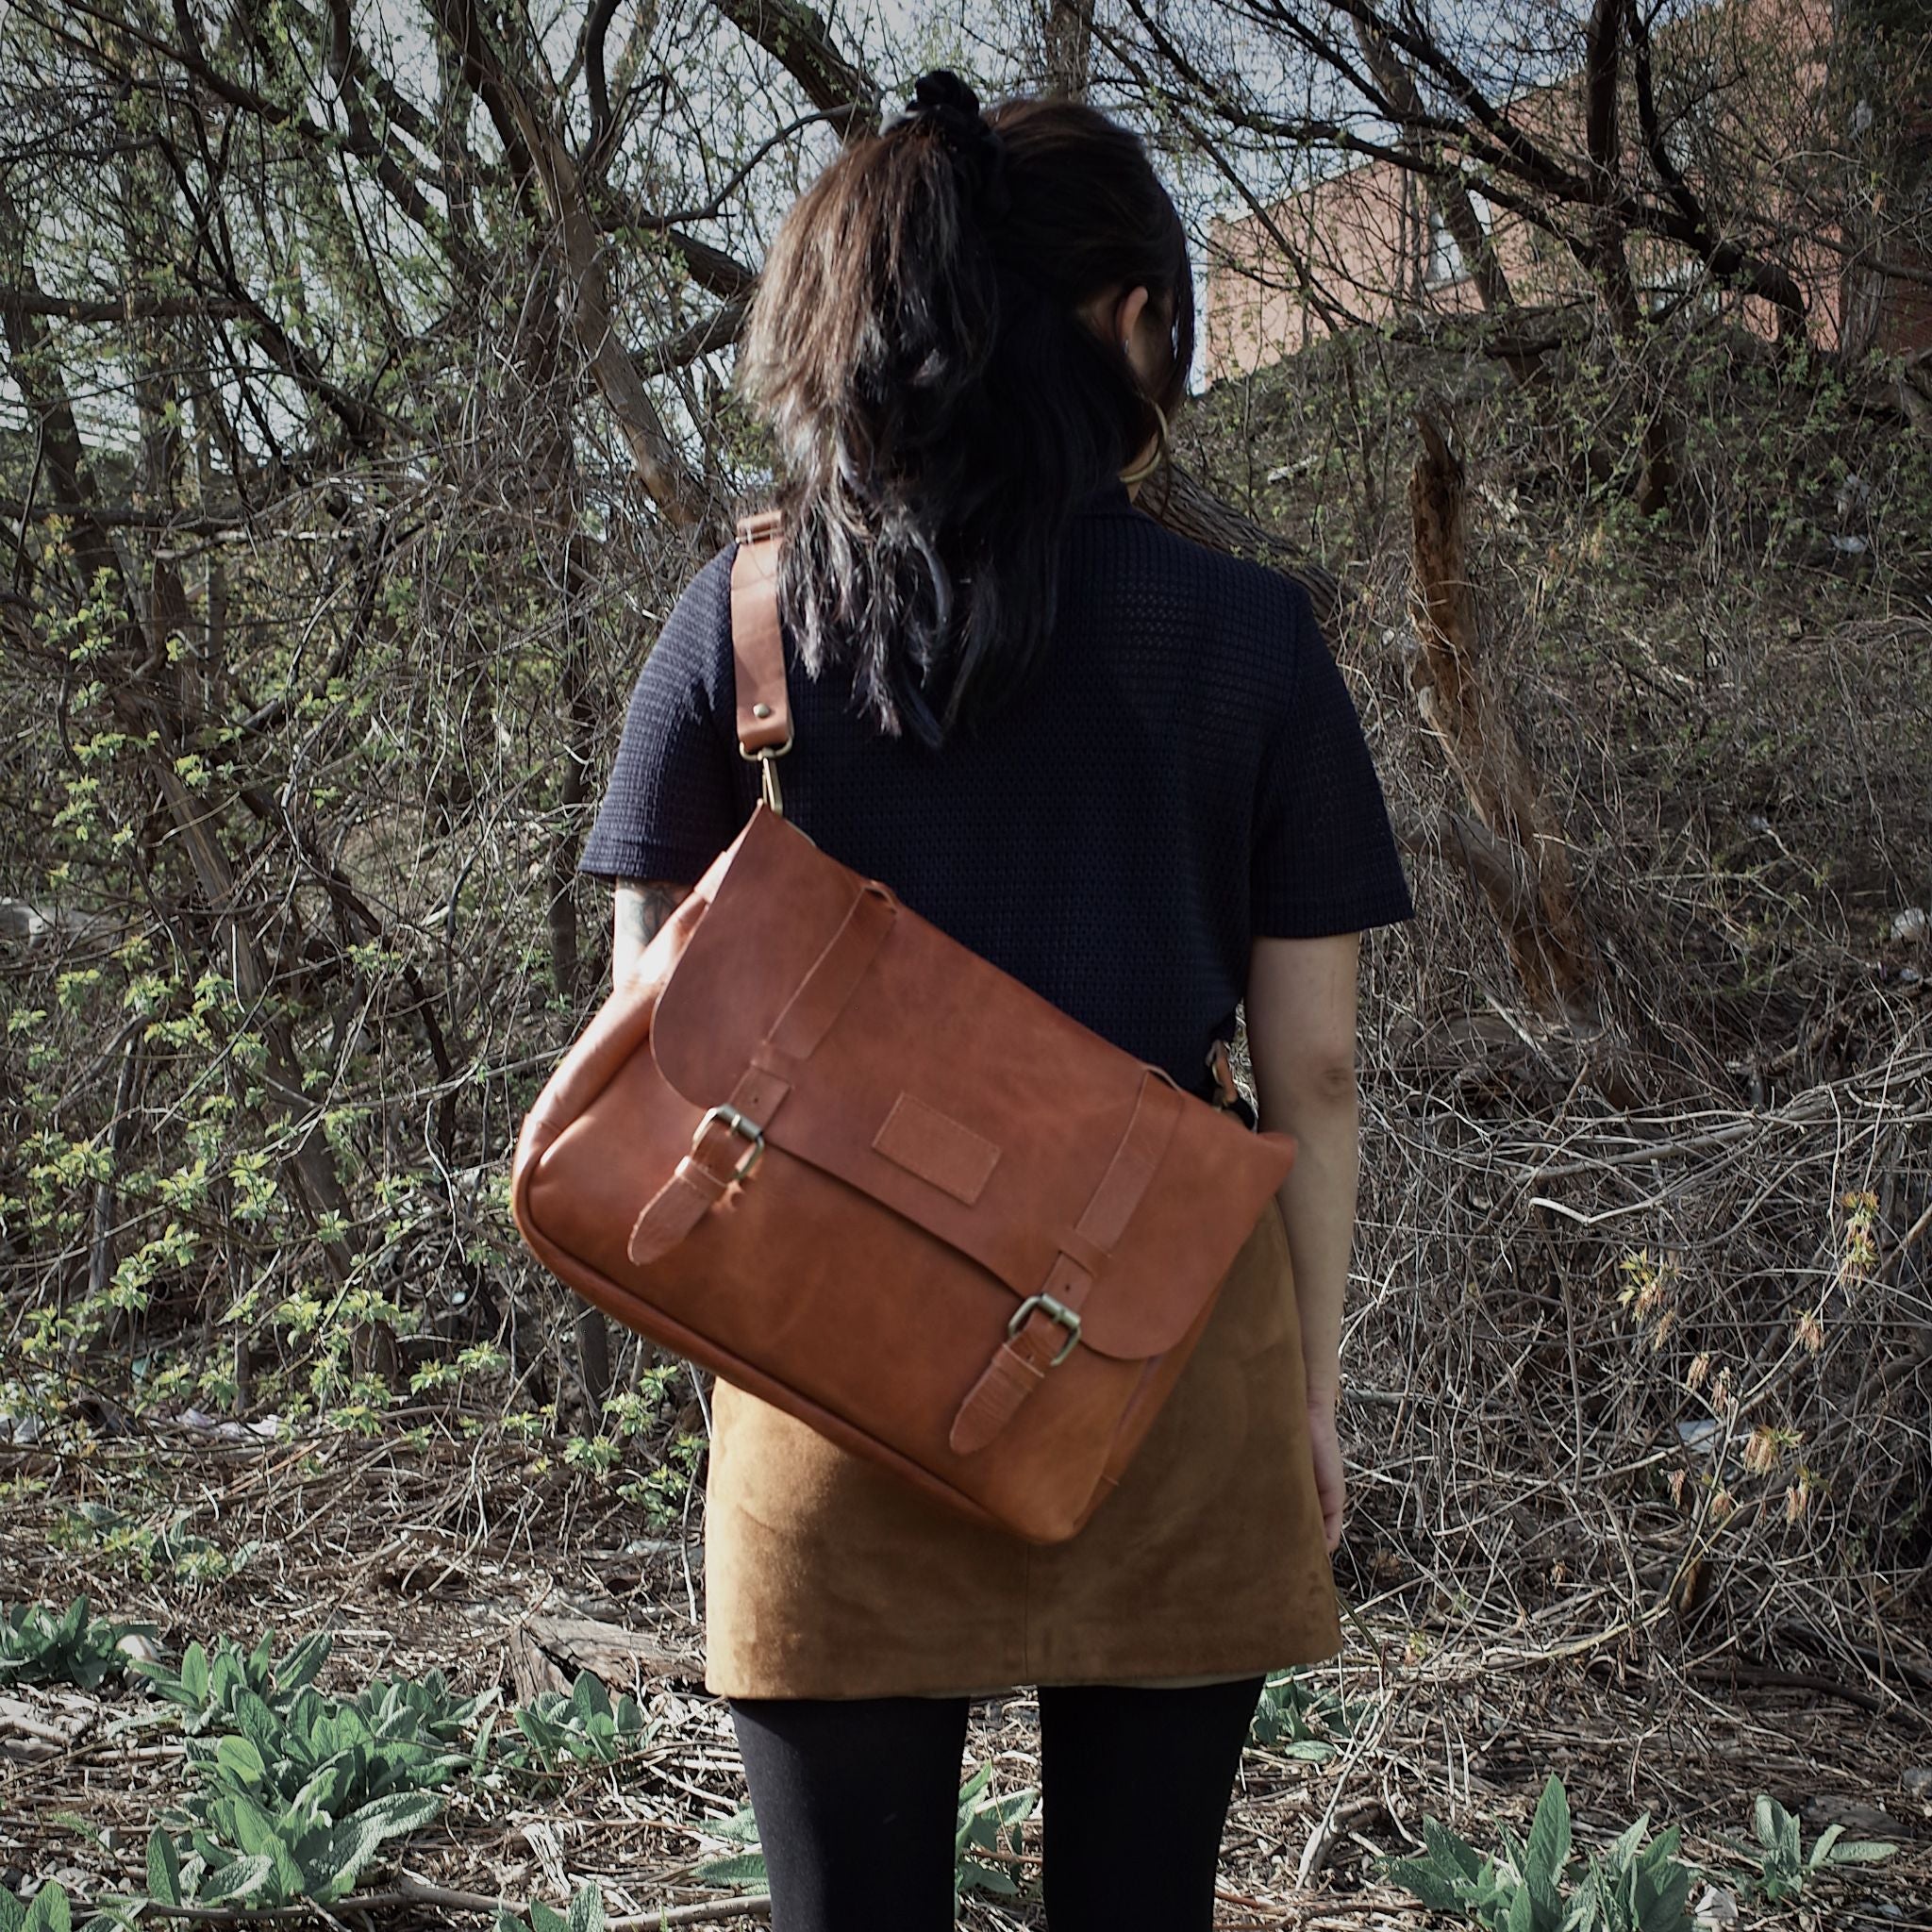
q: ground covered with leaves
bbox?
[3,1424,1927,1931]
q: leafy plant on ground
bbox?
[0,1881,71,1932]
[691,1804,768,1890]
[0,1880,130,1932]
[133,1629,332,1733]
[1740,1794,1896,1903]
[136,1632,490,1908]
[1383,1775,1698,1932]
[492,1888,606,1932]
[149,1784,441,1911]
[693,1766,1040,1902]
[505,1670,653,1771]
[51,1503,255,1588]
[0,1598,148,1691]
[953,1761,1040,1899]
[1249,1665,1375,1758]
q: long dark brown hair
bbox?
[739,75,1193,748]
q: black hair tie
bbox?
[894,68,1010,225]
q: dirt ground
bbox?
[4,1425,1928,1929]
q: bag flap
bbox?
[650,808,1295,1360]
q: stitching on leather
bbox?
[872,1091,1001,1205]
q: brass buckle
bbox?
[738,740,791,817]
[692,1104,764,1183]
[1008,1292,1082,1366]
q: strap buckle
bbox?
[738,739,791,816]
[1007,1291,1082,1367]
[692,1104,765,1183]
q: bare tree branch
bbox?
[709,0,881,128]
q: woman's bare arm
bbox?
[1245,930,1362,1549]
[612,880,692,991]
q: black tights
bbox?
[730,1677,1263,1932]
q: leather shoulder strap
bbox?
[731,510,792,757]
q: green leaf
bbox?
[225,1790,286,1861]
[23,1885,72,1932]
[1421,1816,1487,1882]
[568,1672,610,1723]
[292,1755,358,1822]
[528,1904,571,1932]
[1383,1855,1476,1914]
[566,1886,605,1932]
[146,1828,182,1907]
[214,1734,267,1786]
[0,1887,23,1932]
[1525,1776,1574,1886]
[958,1857,1017,1897]
[692,1852,769,1890]
[198,1854,275,1905]
[709,1805,761,1844]
[277,1630,332,1693]
[1825,1839,1898,1864]
[231,1688,282,1763]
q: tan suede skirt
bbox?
[700,1199,1342,1699]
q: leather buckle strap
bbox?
[627,882,898,1267]
[731,515,791,813]
[628,1064,793,1265]
[948,1073,1183,1456]
[1008,1291,1081,1366]
[694,1104,765,1182]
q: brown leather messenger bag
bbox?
[510,511,1298,1544]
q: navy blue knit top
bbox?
[579,481,1413,1091]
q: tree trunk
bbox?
[1407,413,1594,1017]
[1582,0,1673,515]
[1044,0,1095,97]
[1353,21,1516,315]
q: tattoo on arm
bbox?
[612,880,691,989]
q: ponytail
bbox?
[739,75,1191,747]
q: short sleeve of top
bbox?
[578,551,741,883]
[1249,584,1413,939]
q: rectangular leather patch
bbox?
[872,1092,1001,1206]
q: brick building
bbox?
[1202,0,1931,380]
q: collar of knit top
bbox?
[1072,476,1136,519]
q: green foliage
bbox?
[0,1597,148,1691]
[691,1806,769,1890]
[133,1630,487,1908]
[1743,1794,1896,1902]
[492,1886,607,1932]
[52,1504,254,1589]
[1249,1666,1374,1758]
[0,1880,73,1932]
[173,1787,443,1907]
[505,1670,653,1771]
[953,1761,1039,1899]
[1383,1777,1698,1932]
[691,1765,1039,1901]
[134,1628,333,1732]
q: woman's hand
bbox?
[1305,1393,1345,1553]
